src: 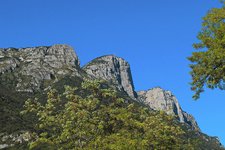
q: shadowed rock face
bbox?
[183,111,199,130]
[137,88,200,130]
[83,55,137,99]
[0,44,80,92]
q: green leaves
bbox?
[188,3,225,99]
[22,79,197,149]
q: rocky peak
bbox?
[0,44,80,92]
[83,55,137,99]
[19,44,80,67]
[137,87,200,130]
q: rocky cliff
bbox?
[0,44,80,92]
[83,55,137,99]
[137,88,199,130]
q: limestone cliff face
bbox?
[137,88,199,130]
[83,55,137,99]
[0,44,80,92]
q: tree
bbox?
[21,79,195,149]
[188,2,225,99]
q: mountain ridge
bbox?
[0,44,208,130]
[0,44,223,149]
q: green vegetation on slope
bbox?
[20,80,224,150]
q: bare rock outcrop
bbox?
[83,55,137,99]
[0,44,80,92]
[137,87,200,130]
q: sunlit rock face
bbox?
[137,87,200,130]
[0,44,80,92]
[83,55,137,99]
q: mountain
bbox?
[137,88,199,130]
[0,44,80,92]
[0,44,223,149]
[83,55,199,130]
[83,55,137,99]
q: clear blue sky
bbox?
[0,0,224,145]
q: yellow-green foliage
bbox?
[188,2,225,99]
[21,80,194,150]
